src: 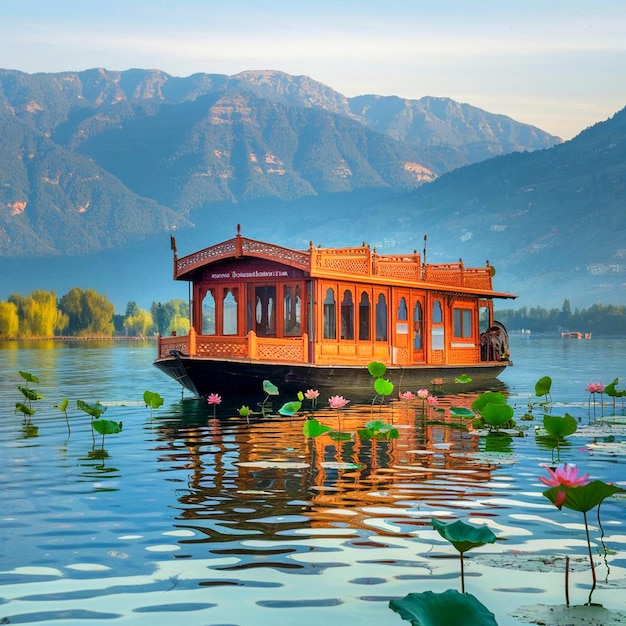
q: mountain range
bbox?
[0,67,624,311]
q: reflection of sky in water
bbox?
[0,339,625,625]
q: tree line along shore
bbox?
[2,291,626,340]
[0,288,188,339]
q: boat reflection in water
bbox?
[153,389,508,546]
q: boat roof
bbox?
[171,226,516,300]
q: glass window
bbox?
[223,288,238,335]
[202,289,215,335]
[398,297,408,320]
[375,293,388,341]
[432,300,443,324]
[283,285,302,336]
[323,288,336,339]
[255,286,276,337]
[340,289,354,340]
[359,291,370,341]
[413,301,423,349]
[453,308,473,338]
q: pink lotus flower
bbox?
[539,463,590,489]
[207,393,222,405]
[586,382,604,393]
[417,388,429,399]
[427,395,439,406]
[328,395,350,409]
[399,391,416,399]
[304,389,320,400]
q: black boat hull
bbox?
[154,353,508,400]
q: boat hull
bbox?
[154,353,509,400]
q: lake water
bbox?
[1,335,625,625]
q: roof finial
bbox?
[237,223,241,235]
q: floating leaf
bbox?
[278,401,302,416]
[92,419,123,435]
[471,392,507,414]
[450,407,474,417]
[262,380,279,396]
[535,376,552,397]
[543,413,577,438]
[18,386,43,402]
[303,419,333,438]
[432,518,497,554]
[329,431,352,441]
[374,377,394,396]
[18,371,39,384]
[481,402,514,427]
[358,427,399,440]
[143,390,164,410]
[76,400,107,419]
[604,378,626,398]
[238,405,251,417]
[367,361,387,378]
[389,589,498,626]
[15,402,35,416]
[543,480,626,513]
[454,374,473,384]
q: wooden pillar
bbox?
[248,330,258,359]
[189,326,197,356]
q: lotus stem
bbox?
[583,510,597,605]
[460,553,465,594]
[565,556,570,606]
[597,501,610,582]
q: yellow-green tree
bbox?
[59,288,114,336]
[0,301,19,338]
[8,290,67,337]
[123,309,154,337]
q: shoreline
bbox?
[0,336,157,342]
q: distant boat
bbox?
[561,331,592,339]
[154,226,517,398]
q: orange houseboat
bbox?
[154,226,515,399]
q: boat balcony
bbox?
[424,262,493,290]
[157,328,308,363]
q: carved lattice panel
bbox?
[257,343,304,362]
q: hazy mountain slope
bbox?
[349,94,561,172]
[0,115,191,257]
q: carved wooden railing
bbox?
[424,262,493,290]
[157,328,308,363]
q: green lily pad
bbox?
[543,413,577,438]
[450,407,474,417]
[389,589,498,626]
[278,401,302,416]
[262,380,279,396]
[143,390,164,410]
[454,374,473,384]
[367,361,387,378]
[471,392,507,413]
[374,377,394,396]
[92,419,123,435]
[329,431,352,441]
[481,402,514,427]
[302,419,333,438]
[76,400,107,419]
[535,375,552,397]
[19,370,40,384]
[18,386,43,401]
[543,480,626,512]
[432,518,497,554]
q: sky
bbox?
[1,0,625,140]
